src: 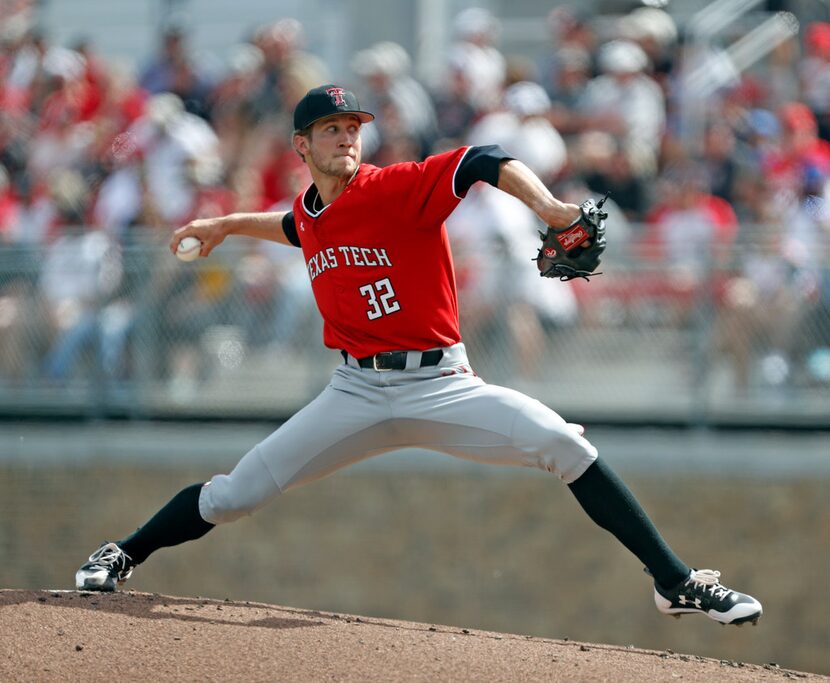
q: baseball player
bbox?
[76,84,762,626]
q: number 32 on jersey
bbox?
[359,277,401,320]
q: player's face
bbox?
[302,115,363,179]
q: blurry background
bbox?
[1,0,829,676]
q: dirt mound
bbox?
[0,590,823,682]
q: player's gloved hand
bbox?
[535,194,608,281]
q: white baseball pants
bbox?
[199,343,597,524]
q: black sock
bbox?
[118,483,215,565]
[568,459,689,589]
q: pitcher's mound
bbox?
[0,590,822,682]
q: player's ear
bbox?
[293,132,310,162]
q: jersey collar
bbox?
[301,184,327,218]
[300,166,363,218]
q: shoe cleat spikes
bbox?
[652,568,762,626]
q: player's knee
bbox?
[198,473,278,525]
[517,405,597,480]
[535,434,597,482]
[198,445,283,525]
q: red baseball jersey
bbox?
[292,147,471,357]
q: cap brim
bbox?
[303,110,375,129]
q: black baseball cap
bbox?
[293,84,375,131]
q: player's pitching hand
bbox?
[170,217,229,258]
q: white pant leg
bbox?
[200,365,400,524]
[200,345,597,525]
[198,444,279,524]
[387,352,597,483]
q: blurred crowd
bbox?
[1,5,829,396]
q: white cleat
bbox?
[75,542,134,592]
[653,569,762,625]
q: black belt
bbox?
[342,349,444,371]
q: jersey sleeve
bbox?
[454,144,514,196]
[282,211,301,247]
[390,147,474,229]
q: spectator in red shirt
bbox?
[256,132,310,210]
[764,102,830,195]
[643,161,739,274]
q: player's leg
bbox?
[558,449,761,624]
[394,349,761,624]
[398,373,689,585]
[75,483,214,591]
[76,364,401,591]
[74,445,280,591]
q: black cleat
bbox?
[653,569,762,625]
[75,542,134,592]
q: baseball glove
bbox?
[535,194,608,281]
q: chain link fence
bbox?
[1,226,829,425]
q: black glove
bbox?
[535,194,608,281]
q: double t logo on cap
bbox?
[293,83,375,131]
[326,87,346,106]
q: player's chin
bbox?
[343,156,359,170]
[329,161,357,178]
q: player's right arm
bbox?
[170,211,298,257]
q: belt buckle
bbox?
[373,352,395,372]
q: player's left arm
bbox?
[454,146,581,229]
[458,147,606,280]
[495,158,581,229]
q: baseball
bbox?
[176,236,202,262]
